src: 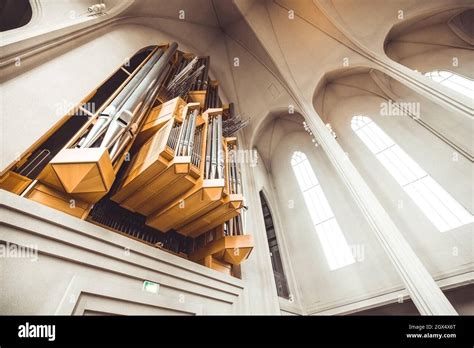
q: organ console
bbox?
[0,42,253,277]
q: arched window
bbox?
[424,71,474,99]
[291,151,355,270]
[351,116,473,232]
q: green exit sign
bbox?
[142,280,160,294]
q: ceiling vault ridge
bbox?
[312,1,474,119]
[217,0,314,134]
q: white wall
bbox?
[0,191,245,315]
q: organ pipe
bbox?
[79,48,165,149]
[78,43,178,157]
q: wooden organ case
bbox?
[0,43,252,277]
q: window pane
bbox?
[377,149,414,186]
[352,116,473,232]
[409,176,473,231]
[425,70,474,99]
[390,146,426,183]
[352,116,395,154]
[291,152,355,270]
[303,190,325,224]
[302,159,319,186]
[365,121,395,151]
[315,218,355,271]
[404,180,452,232]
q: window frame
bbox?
[291,151,355,271]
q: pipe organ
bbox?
[0,43,253,277]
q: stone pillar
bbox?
[238,133,281,315]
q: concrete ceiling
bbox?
[111,0,474,150]
[122,0,222,27]
[116,0,291,131]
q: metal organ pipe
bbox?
[194,58,203,91]
[165,56,207,99]
[204,113,224,180]
[210,116,217,178]
[77,42,178,164]
[167,121,181,150]
[186,109,199,156]
[108,69,174,163]
[202,57,209,91]
[176,112,188,156]
[192,126,203,167]
[183,112,192,155]
[167,56,198,89]
[205,116,212,178]
[216,114,224,178]
[229,147,236,193]
[174,66,203,99]
[175,108,199,157]
[79,48,165,149]
[191,56,209,91]
[101,42,178,151]
[227,143,241,195]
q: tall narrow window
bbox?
[351,116,473,232]
[291,151,355,270]
[259,191,290,299]
[424,70,474,99]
